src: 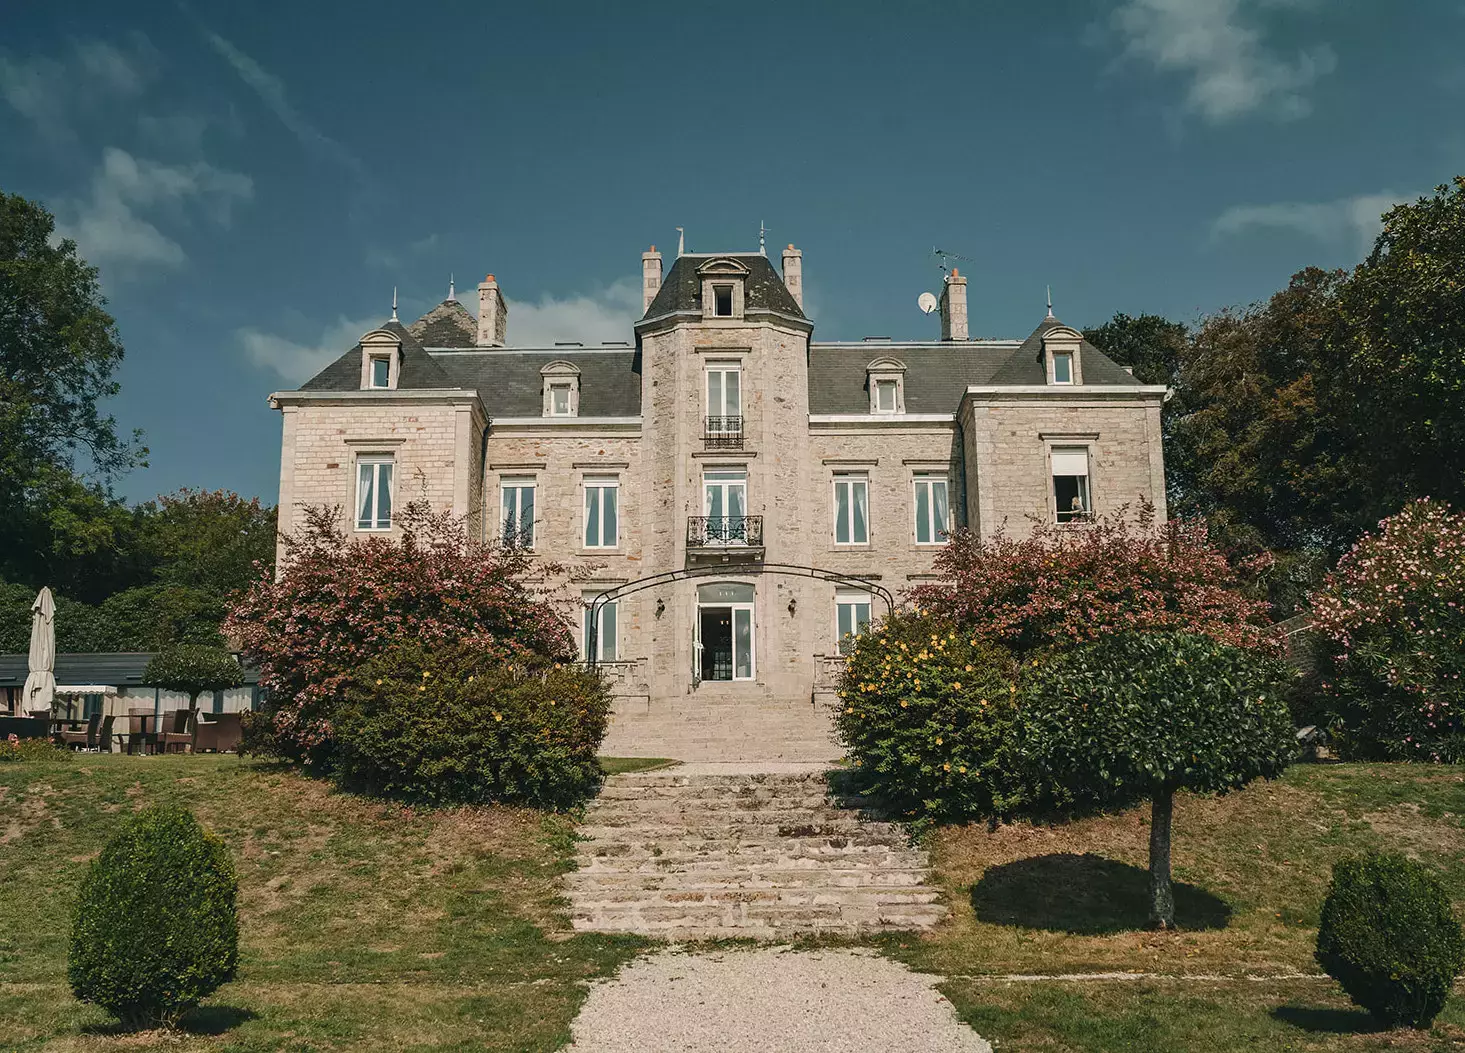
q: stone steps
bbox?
[565,767,947,939]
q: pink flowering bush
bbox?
[917,504,1282,658]
[225,503,579,767]
[0,733,68,763]
[1308,500,1465,762]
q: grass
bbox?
[598,756,676,776]
[0,753,645,1051]
[881,761,1465,1052]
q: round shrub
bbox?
[1315,851,1465,1028]
[333,641,611,808]
[69,805,239,1029]
[834,611,1019,826]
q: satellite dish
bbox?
[918,291,938,315]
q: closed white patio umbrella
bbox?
[20,588,56,717]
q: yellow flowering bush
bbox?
[834,610,1020,826]
[332,640,610,808]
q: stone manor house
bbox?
[270,241,1167,760]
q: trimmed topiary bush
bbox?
[834,610,1020,826]
[332,641,611,808]
[1316,851,1465,1029]
[68,805,239,1029]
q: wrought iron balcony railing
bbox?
[703,415,744,448]
[687,515,764,548]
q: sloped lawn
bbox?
[884,762,1465,1052]
[0,753,643,1051]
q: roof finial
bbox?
[448,273,456,302]
[391,285,399,322]
[676,226,685,257]
[759,220,767,255]
[1046,285,1053,318]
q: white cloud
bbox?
[0,33,156,137]
[56,147,253,273]
[1110,0,1336,122]
[1211,192,1410,256]
[463,278,643,347]
[237,315,381,385]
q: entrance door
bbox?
[695,582,755,682]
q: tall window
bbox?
[913,473,950,545]
[706,365,742,439]
[582,592,618,661]
[1052,447,1092,523]
[369,356,390,389]
[1053,352,1074,384]
[549,382,572,416]
[832,474,869,545]
[703,469,748,543]
[583,477,619,548]
[874,379,898,413]
[500,478,536,549]
[713,284,733,317]
[835,588,872,656]
[355,455,394,531]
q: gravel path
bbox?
[567,946,992,1052]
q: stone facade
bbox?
[270,245,1167,761]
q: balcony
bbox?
[703,416,744,449]
[686,515,764,566]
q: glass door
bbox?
[695,583,756,681]
[703,469,747,544]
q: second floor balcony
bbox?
[703,416,744,448]
[686,515,764,565]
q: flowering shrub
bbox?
[333,641,610,808]
[834,611,1020,827]
[918,505,1281,657]
[0,733,69,763]
[225,503,577,767]
[1308,499,1465,762]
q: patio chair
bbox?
[93,714,116,753]
[57,713,100,750]
[158,709,195,754]
[192,712,243,754]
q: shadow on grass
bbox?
[82,1004,258,1037]
[1271,1005,1385,1035]
[970,852,1231,934]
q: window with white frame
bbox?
[500,477,536,549]
[706,364,742,437]
[713,284,734,317]
[549,382,573,416]
[1052,352,1074,384]
[913,472,950,545]
[874,378,898,413]
[582,592,618,661]
[368,356,391,389]
[355,455,394,531]
[583,476,619,548]
[832,473,869,545]
[835,588,872,656]
[1052,447,1092,523]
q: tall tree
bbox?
[136,489,277,596]
[1082,312,1189,387]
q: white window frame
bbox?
[1051,446,1093,524]
[549,382,573,416]
[583,476,620,549]
[834,588,873,656]
[912,472,951,545]
[706,363,742,418]
[500,477,536,550]
[1052,352,1074,385]
[832,473,870,546]
[712,283,734,317]
[873,378,899,413]
[354,454,395,532]
[368,356,391,389]
[582,593,618,662]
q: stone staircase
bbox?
[566,764,947,939]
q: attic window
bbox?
[1053,352,1073,384]
[866,356,907,415]
[358,329,401,390]
[369,357,391,389]
[875,380,897,412]
[713,285,733,317]
[549,383,572,416]
[540,360,581,417]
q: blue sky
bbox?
[3,1,1461,505]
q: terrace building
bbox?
[270,241,1167,760]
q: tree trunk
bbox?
[1148,787,1175,929]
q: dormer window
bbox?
[358,329,401,390]
[1041,325,1083,386]
[369,357,391,389]
[698,258,749,321]
[713,285,733,317]
[1053,352,1073,385]
[866,356,907,414]
[540,360,581,417]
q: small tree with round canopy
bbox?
[1018,630,1296,928]
[143,645,243,723]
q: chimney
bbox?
[939,268,968,341]
[641,246,662,313]
[476,274,507,346]
[781,244,803,310]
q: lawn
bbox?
[0,752,645,1052]
[883,761,1465,1052]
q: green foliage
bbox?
[1315,851,1465,1028]
[0,735,70,763]
[143,645,242,707]
[332,641,611,808]
[136,489,276,595]
[1082,312,1188,387]
[834,611,1021,825]
[1017,631,1297,811]
[68,805,239,1029]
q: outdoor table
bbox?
[123,715,159,755]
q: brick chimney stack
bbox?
[476,274,507,346]
[781,244,803,310]
[939,268,968,341]
[641,246,662,313]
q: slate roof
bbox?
[300,320,454,392]
[988,316,1137,386]
[430,350,641,417]
[643,254,806,320]
[408,299,477,348]
[0,653,261,689]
